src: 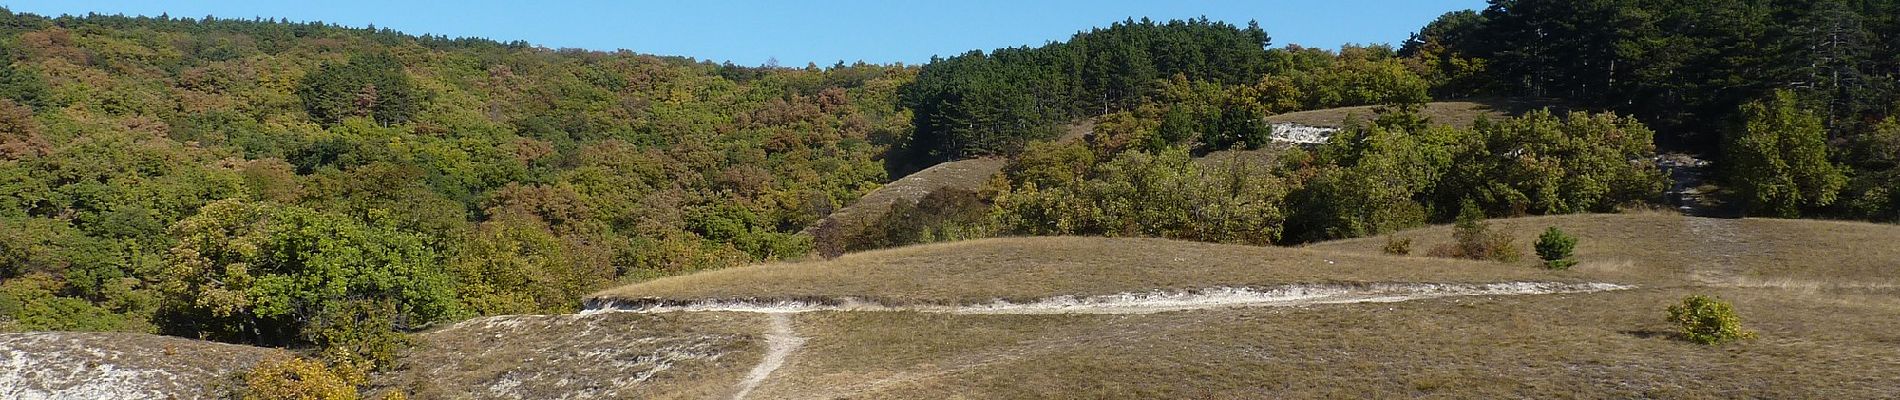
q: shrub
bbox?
[1667,295,1756,345]
[305,300,413,372]
[241,355,359,400]
[1534,226,1578,270]
[809,218,846,259]
[846,188,993,252]
[1382,236,1413,255]
[1428,200,1520,262]
[993,148,1286,245]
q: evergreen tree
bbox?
[297,53,420,126]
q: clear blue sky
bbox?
[3,1,1485,66]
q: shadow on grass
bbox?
[1619,329,1678,340]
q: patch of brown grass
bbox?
[805,158,1006,251]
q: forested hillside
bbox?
[0,10,912,349]
[1411,0,1900,219]
[861,15,1664,251]
[3,2,1899,391]
[884,1,1899,227]
[887,18,1429,175]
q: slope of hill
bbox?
[807,121,1096,247]
[0,332,283,400]
[804,158,1004,240]
[1307,212,1900,289]
[590,236,1585,306]
[579,214,1900,398]
[373,312,767,399]
[7,213,1899,398]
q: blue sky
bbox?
[3,1,1485,66]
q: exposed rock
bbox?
[0,332,281,400]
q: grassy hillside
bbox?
[574,213,1899,398]
[10,213,1900,398]
[748,286,1899,398]
[1309,212,1900,288]
[590,236,1576,306]
[804,157,1004,251]
[1,5,1896,398]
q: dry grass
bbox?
[1308,213,1900,288]
[1266,99,1555,128]
[20,213,1895,399]
[591,236,1582,306]
[1194,143,1294,169]
[377,311,768,399]
[803,157,1006,238]
[754,286,1900,399]
[598,213,1900,399]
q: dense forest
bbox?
[0,10,912,357]
[1407,0,1899,219]
[2,0,1898,392]
[887,18,1429,175]
[880,0,1898,224]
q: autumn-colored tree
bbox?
[0,99,46,160]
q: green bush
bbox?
[1534,226,1578,270]
[1667,295,1756,345]
[1382,236,1413,255]
[240,355,360,400]
[306,300,413,372]
[845,188,994,252]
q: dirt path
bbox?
[732,313,804,400]
[1657,153,1741,218]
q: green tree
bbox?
[1724,90,1847,217]
[1442,110,1665,216]
[297,53,420,127]
[994,148,1286,245]
[0,46,49,108]
[449,213,613,315]
[1534,226,1577,270]
[1842,115,1900,221]
[157,199,456,345]
[1283,115,1450,242]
